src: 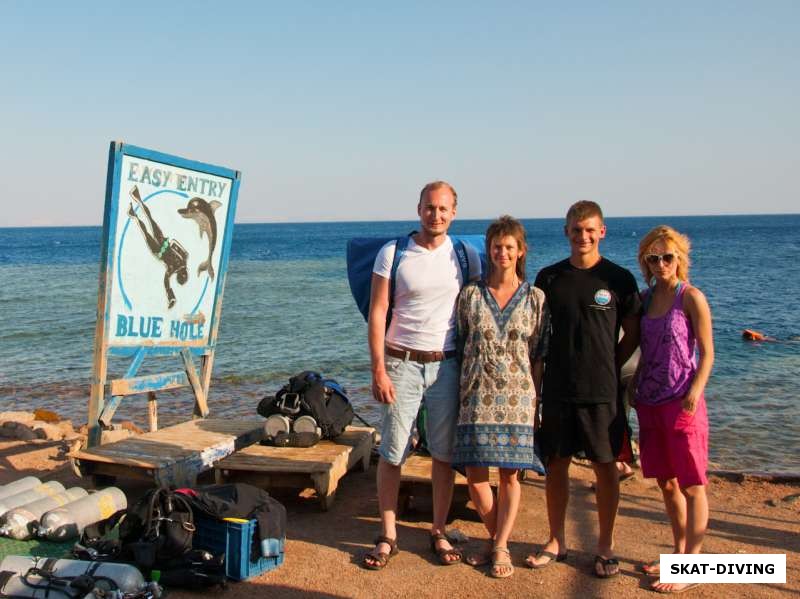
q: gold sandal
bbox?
[491,547,514,579]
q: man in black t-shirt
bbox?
[526,201,640,579]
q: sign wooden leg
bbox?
[201,352,215,403]
[182,349,209,418]
[87,381,105,448]
[148,391,158,432]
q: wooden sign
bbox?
[87,142,240,446]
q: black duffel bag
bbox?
[257,371,354,439]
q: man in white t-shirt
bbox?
[362,181,480,570]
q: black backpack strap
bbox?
[38,559,58,575]
[172,492,196,532]
[144,488,163,540]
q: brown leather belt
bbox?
[385,345,456,363]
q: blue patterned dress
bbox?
[452,280,549,470]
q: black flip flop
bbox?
[594,555,620,578]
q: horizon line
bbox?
[1,211,798,230]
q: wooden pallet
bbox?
[71,418,264,487]
[398,454,500,514]
[214,426,376,511]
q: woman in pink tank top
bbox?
[631,225,715,593]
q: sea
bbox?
[0,215,798,475]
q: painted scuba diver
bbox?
[178,197,222,281]
[128,186,189,309]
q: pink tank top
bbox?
[635,284,697,406]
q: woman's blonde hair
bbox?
[638,225,692,286]
[485,215,528,280]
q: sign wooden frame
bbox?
[87,142,240,446]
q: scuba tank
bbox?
[0,481,65,517]
[0,487,88,539]
[264,414,291,438]
[38,488,127,541]
[0,476,41,500]
[0,555,159,597]
[293,415,321,436]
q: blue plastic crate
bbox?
[193,515,284,581]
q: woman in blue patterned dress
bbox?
[453,216,549,578]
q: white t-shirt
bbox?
[373,236,481,351]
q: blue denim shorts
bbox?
[379,356,460,466]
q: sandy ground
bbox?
[1,438,797,598]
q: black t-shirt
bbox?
[534,257,641,404]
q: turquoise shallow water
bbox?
[0,215,798,474]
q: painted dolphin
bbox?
[178,197,222,280]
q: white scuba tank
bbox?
[0,482,66,517]
[0,487,88,539]
[264,414,291,437]
[0,556,149,595]
[293,415,321,436]
[37,487,127,541]
[0,476,41,500]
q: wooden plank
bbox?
[99,347,147,426]
[400,454,500,486]
[77,461,156,481]
[108,346,205,358]
[215,426,375,510]
[346,428,374,474]
[181,349,209,418]
[71,418,263,485]
[109,371,188,396]
[218,428,373,473]
[217,471,311,489]
[72,451,161,469]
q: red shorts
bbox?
[635,396,708,487]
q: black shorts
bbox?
[540,398,626,464]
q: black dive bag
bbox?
[119,488,195,569]
[257,371,354,439]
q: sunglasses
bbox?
[645,253,676,265]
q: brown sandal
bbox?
[430,533,462,566]
[362,536,399,570]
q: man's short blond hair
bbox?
[419,181,458,207]
[565,200,603,226]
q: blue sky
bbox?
[1,2,797,226]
